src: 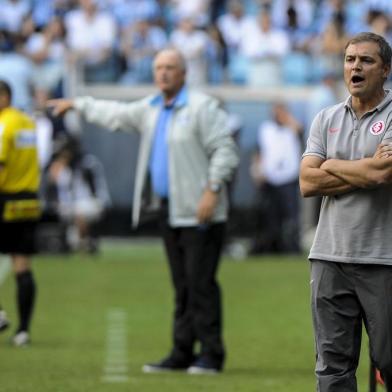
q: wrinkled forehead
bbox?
[345,41,381,58]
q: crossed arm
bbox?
[300,143,392,197]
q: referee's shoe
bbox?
[0,310,10,332]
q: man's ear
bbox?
[383,65,391,80]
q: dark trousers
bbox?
[252,180,300,253]
[311,260,392,391]
[160,210,226,367]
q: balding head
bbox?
[153,48,187,72]
[153,48,187,102]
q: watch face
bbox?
[210,183,221,192]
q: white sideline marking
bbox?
[101,375,129,383]
[102,308,129,383]
[0,256,11,286]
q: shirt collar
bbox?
[150,86,188,108]
[344,89,392,112]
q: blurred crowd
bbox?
[0,0,392,112]
[0,0,391,254]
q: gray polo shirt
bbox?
[303,90,392,265]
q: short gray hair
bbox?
[345,32,392,67]
[154,48,187,71]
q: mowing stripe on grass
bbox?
[0,256,11,287]
[102,308,129,383]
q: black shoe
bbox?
[142,356,194,373]
[187,358,222,375]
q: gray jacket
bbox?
[74,89,239,227]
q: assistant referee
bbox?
[0,80,41,347]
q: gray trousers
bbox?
[311,260,392,392]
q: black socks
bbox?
[16,271,36,333]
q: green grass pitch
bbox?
[0,240,371,391]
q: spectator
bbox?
[345,0,369,35]
[169,0,211,28]
[0,0,31,35]
[270,0,314,33]
[19,14,37,43]
[364,0,392,15]
[240,9,291,86]
[23,16,67,96]
[314,0,367,36]
[239,8,291,60]
[48,48,239,374]
[0,36,34,113]
[205,23,228,84]
[34,89,58,169]
[0,80,41,347]
[31,0,54,28]
[314,0,346,34]
[108,0,161,31]
[250,102,303,254]
[366,10,392,42]
[33,88,69,169]
[278,2,314,51]
[216,0,252,84]
[279,4,314,86]
[216,0,249,55]
[309,17,350,82]
[239,8,291,86]
[43,136,111,253]
[119,17,167,85]
[31,0,75,28]
[170,17,210,85]
[65,0,118,83]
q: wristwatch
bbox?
[208,182,222,193]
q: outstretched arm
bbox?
[47,96,146,132]
[46,98,74,116]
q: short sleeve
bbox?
[302,111,326,160]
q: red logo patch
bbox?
[370,121,385,135]
[328,127,340,133]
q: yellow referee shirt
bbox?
[0,107,40,193]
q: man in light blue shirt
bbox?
[149,88,186,198]
[48,48,239,374]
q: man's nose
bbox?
[352,59,362,70]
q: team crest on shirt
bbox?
[369,121,385,135]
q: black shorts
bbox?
[0,220,38,254]
[0,192,40,255]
